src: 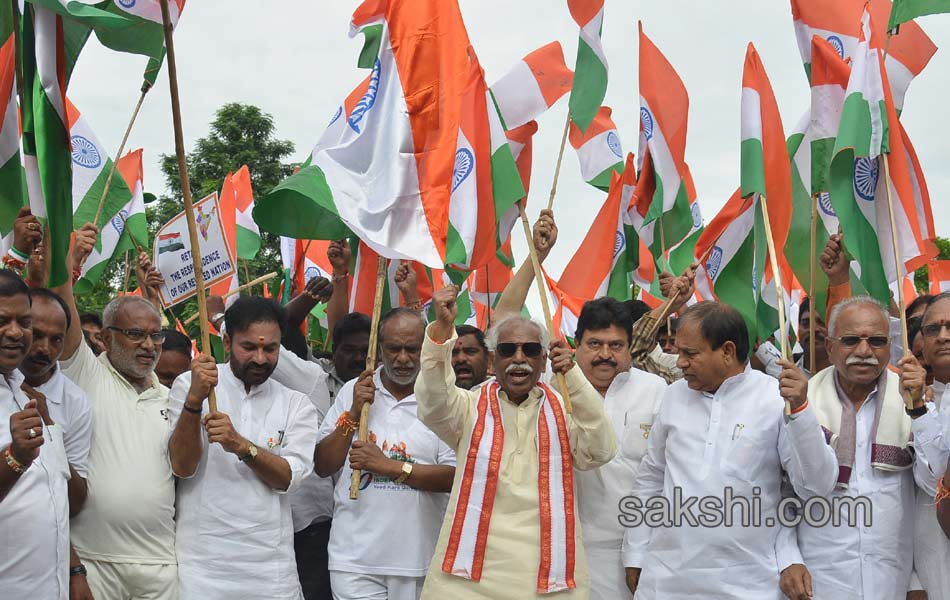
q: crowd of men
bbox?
[1,206,949,600]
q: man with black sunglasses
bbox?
[52,223,179,599]
[416,285,616,599]
[781,296,932,599]
[911,292,950,598]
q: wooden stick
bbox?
[809,193,818,374]
[92,89,147,227]
[242,259,251,287]
[882,157,913,410]
[160,0,217,413]
[518,201,572,413]
[182,272,279,325]
[546,114,571,211]
[121,249,132,295]
[350,255,388,499]
[758,194,792,416]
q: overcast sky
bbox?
[69,0,950,292]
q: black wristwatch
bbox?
[906,405,928,418]
[70,564,87,577]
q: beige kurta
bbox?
[415,325,617,599]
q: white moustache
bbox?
[505,362,532,374]
[846,356,880,366]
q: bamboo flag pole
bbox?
[758,194,792,416]
[518,200,573,413]
[545,114,571,211]
[882,158,914,410]
[91,89,148,227]
[350,255,387,500]
[182,272,279,325]
[809,193,818,374]
[160,0,217,412]
[121,250,132,295]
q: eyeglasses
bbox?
[921,322,950,339]
[834,335,889,349]
[495,342,543,358]
[108,327,165,344]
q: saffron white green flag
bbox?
[828,10,932,304]
[566,0,608,132]
[0,9,22,244]
[256,0,496,269]
[76,149,148,294]
[490,41,573,131]
[568,105,622,192]
[790,0,937,111]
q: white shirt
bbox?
[317,369,455,577]
[576,368,666,548]
[31,367,93,477]
[793,381,915,599]
[60,340,176,564]
[270,346,335,531]
[622,368,837,599]
[0,371,70,599]
[913,380,949,497]
[169,364,319,599]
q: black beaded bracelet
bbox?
[183,404,203,415]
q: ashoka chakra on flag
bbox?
[827,35,845,59]
[706,246,724,280]
[854,157,879,201]
[607,131,623,158]
[640,107,655,141]
[452,148,474,192]
[71,136,102,169]
[111,209,129,235]
[613,231,625,258]
[818,192,836,217]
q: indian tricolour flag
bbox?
[66,97,135,231]
[559,166,636,304]
[496,120,538,264]
[741,43,795,342]
[695,190,757,347]
[230,165,260,260]
[568,105,623,192]
[545,268,586,344]
[76,149,148,294]
[829,10,933,304]
[158,232,183,254]
[490,41,573,131]
[255,0,488,270]
[566,0,607,132]
[785,36,851,315]
[0,13,22,246]
[446,53,525,280]
[637,23,695,272]
[20,5,73,286]
[790,0,937,111]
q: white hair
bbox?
[102,296,161,328]
[827,296,889,337]
[484,315,549,351]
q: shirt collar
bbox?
[99,351,163,397]
[702,364,751,399]
[832,369,880,407]
[372,367,416,405]
[32,367,65,404]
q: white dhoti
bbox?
[915,489,950,600]
[586,543,632,600]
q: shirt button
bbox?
[517,448,523,454]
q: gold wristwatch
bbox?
[240,443,258,463]
[393,461,413,485]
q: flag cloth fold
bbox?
[256,0,492,269]
[566,0,607,131]
[568,105,622,192]
[76,148,147,294]
[828,10,933,304]
[490,41,572,131]
[888,0,950,29]
[0,8,22,243]
[790,0,937,111]
[929,260,950,294]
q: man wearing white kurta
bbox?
[571,297,667,600]
[416,286,617,599]
[781,297,928,599]
[622,301,838,599]
[315,307,456,600]
[168,297,319,599]
[912,293,950,599]
[0,272,70,599]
